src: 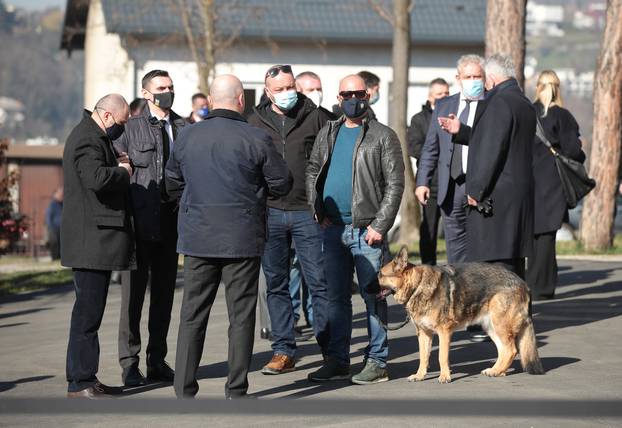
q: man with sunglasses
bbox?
[113,69,188,387]
[248,64,333,375]
[306,74,404,384]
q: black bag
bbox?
[535,117,596,209]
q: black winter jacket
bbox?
[248,94,332,210]
[61,111,135,271]
[407,101,438,195]
[165,109,292,257]
[113,107,188,241]
[306,116,405,237]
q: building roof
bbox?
[62,0,485,51]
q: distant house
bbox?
[61,0,485,123]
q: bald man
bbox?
[62,94,134,398]
[306,75,404,384]
[166,75,292,399]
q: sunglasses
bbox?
[265,65,293,79]
[339,90,367,99]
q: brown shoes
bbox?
[67,381,122,399]
[261,353,295,375]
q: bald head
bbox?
[92,93,129,132]
[95,94,129,114]
[208,75,245,113]
[339,75,366,93]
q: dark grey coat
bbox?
[165,109,293,258]
[61,111,135,271]
[306,116,405,237]
[453,79,536,262]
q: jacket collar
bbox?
[205,108,247,122]
[253,93,316,127]
[82,109,107,138]
[140,104,185,127]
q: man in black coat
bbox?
[247,65,332,375]
[407,78,449,265]
[440,54,536,277]
[62,94,134,398]
[166,75,292,399]
[113,70,188,386]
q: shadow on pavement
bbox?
[0,375,55,393]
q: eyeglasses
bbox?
[265,65,293,79]
[339,90,367,99]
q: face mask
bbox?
[196,107,209,119]
[150,91,175,110]
[271,89,298,111]
[462,79,484,99]
[369,92,379,105]
[306,90,323,107]
[341,97,369,119]
[96,109,125,140]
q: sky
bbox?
[8,0,65,10]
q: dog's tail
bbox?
[517,317,545,375]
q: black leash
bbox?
[373,313,412,331]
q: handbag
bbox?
[535,117,596,209]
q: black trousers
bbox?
[118,206,179,369]
[66,269,111,392]
[527,231,558,300]
[419,194,441,265]
[174,255,260,399]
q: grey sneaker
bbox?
[351,360,388,385]
[308,358,350,382]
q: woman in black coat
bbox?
[528,70,586,300]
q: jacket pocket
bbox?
[131,142,155,167]
[95,213,125,228]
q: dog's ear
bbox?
[395,245,409,271]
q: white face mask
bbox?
[306,90,323,107]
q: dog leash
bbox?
[373,313,412,331]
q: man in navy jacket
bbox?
[165,75,292,399]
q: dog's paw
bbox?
[437,373,452,384]
[481,368,506,377]
[408,372,426,382]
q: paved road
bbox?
[1,259,621,427]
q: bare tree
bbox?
[485,0,527,88]
[370,0,420,244]
[174,0,250,93]
[580,0,622,251]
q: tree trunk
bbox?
[391,0,420,245]
[485,0,526,88]
[580,0,622,251]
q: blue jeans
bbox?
[322,224,388,368]
[262,208,329,357]
[289,252,313,326]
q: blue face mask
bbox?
[197,107,209,119]
[272,89,298,111]
[462,79,484,99]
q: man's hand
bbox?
[619,182,622,196]
[415,186,430,205]
[119,161,133,177]
[365,225,383,246]
[438,114,461,134]
[467,195,477,206]
[116,151,130,164]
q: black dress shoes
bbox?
[123,364,147,387]
[147,361,175,382]
[260,328,271,340]
[67,381,122,399]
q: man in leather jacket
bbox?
[113,69,187,387]
[305,74,404,384]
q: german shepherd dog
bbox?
[378,246,545,383]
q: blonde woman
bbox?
[528,70,586,301]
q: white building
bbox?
[61,0,485,123]
[526,2,565,37]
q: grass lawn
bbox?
[0,268,73,296]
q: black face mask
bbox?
[106,121,125,140]
[151,91,175,110]
[341,97,369,119]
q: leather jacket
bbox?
[306,116,405,236]
[113,107,188,241]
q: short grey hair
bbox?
[456,54,485,74]
[485,53,516,79]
